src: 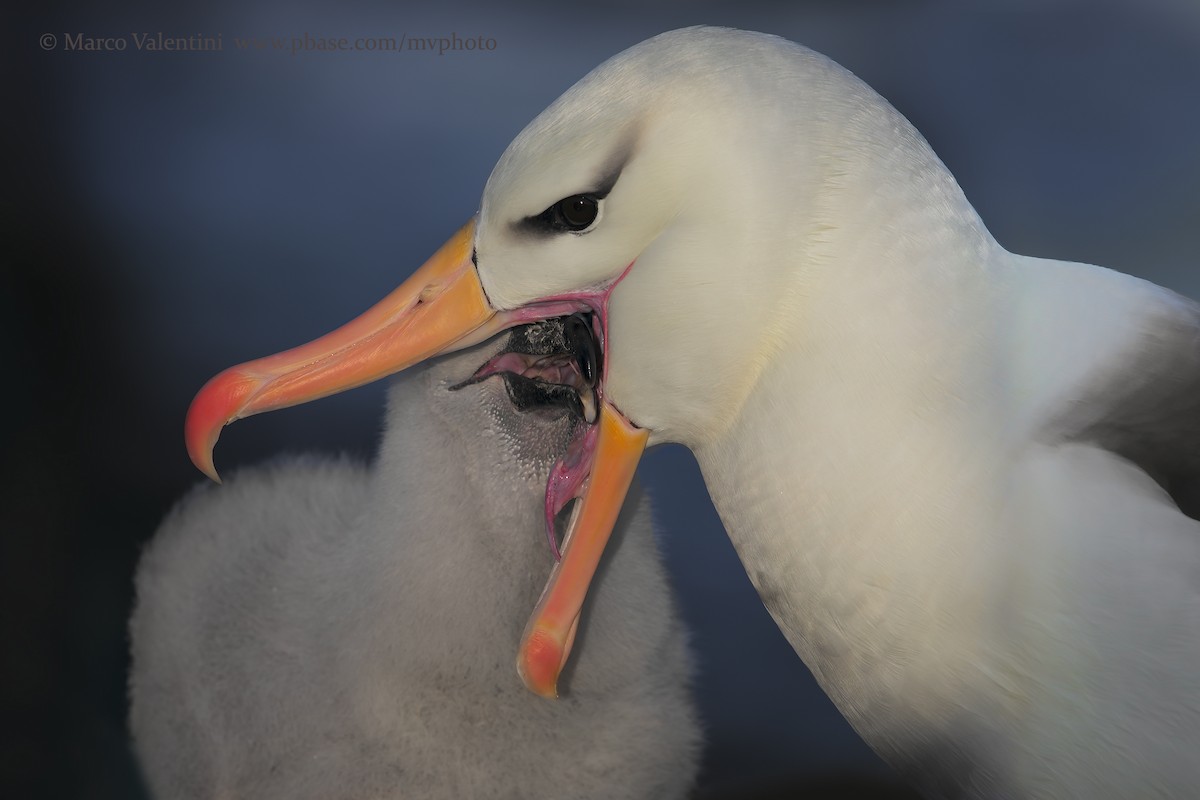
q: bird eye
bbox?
[524,193,603,235]
[557,195,598,229]
[532,194,599,233]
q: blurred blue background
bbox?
[7,1,1199,798]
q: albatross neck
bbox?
[693,176,1017,737]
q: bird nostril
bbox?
[417,284,441,305]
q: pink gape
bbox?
[483,263,635,560]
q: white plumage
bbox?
[167,25,1199,799]
[129,335,700,799]
[462,27,1200,798]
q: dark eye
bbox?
[558,195,598,228]
[539,194,599,232]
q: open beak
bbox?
[517,404,648,697]
[185,217,650,700]
[186,219,504,481]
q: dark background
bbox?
[7,1,1199,798]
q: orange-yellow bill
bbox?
[186,215,650,701]
[185,219,506,481]
[516,404,649,697]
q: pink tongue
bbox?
[543,422,600,560]
[472,352,531,380]
[472,351,580,386]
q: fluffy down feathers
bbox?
[129,337,699,799]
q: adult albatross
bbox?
[184,26,1200,798]
[132,323,699,798]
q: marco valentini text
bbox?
[47,32,498,55]
[59,32,224,52]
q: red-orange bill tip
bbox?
[184,220,491,481]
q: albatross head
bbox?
[475,28,796,448]
[186,26,915,697]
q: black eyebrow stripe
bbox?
[589,143,630,200]
[513,130,638,237]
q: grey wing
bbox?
[1061,291,1200,521]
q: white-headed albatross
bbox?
[132,326,700,798]
[183,26,1199,799]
